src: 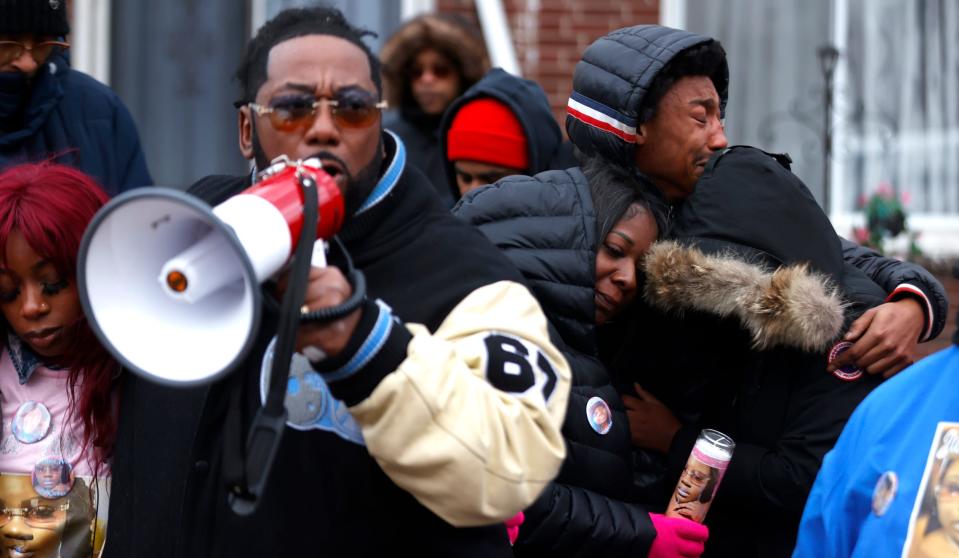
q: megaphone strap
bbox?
[222,373,247,499]
[229,167,323,515]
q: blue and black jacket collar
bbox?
[6,332,64,385]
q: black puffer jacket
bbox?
[454,168,656,557]
[439,68,576,204]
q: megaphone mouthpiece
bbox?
[166,271,187,292]
[158,228,246,303]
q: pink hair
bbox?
[0,161,117,468]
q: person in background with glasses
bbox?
[102,7,570,558]
[380,13,489,207]
[0,0,151,196]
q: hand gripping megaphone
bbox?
[77,157,345,386]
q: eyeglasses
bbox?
[0,501,69,528]
[408,63,454,80]
[939,480,959,500]
[246,90,387,132]
[0,40,70,66]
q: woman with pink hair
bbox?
[0,161,117,557]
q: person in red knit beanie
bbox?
[446,97,529,197]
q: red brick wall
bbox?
[435,0,660,131]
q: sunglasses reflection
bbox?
[0,474,97,558]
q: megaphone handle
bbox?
[299,268,366,324]
[311,240,327,268]
[230,170,321,515]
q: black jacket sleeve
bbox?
[516,482,656,558]
[841,237,947,341]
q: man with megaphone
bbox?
[93,7,570,558]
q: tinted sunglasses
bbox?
[408,63,454,80]
[245,89,387,131]
[0,40,70,66]
[0,502,70,528]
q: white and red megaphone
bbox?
[77,157,344,386]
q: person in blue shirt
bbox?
[794,308,959,557]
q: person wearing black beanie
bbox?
[0,0,71,37]
[0,0,152,195]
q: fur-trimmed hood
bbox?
[380,14,489,111]
[643,241,846,352]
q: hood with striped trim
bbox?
[566,25,728,167]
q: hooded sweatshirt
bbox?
[439,68,576,205]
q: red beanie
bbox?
[446,98,529,171]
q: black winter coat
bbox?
[609,147,890,558]
[0,54,152,195]
[454,167,656,557]
[383,109,448,204]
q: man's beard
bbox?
[340,140,384,218]
[251,126,384,219]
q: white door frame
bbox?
[71,0,112,84]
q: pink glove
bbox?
[504,511,525,545]
[648,513,709,558]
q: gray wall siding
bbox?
[112,0,250,188]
